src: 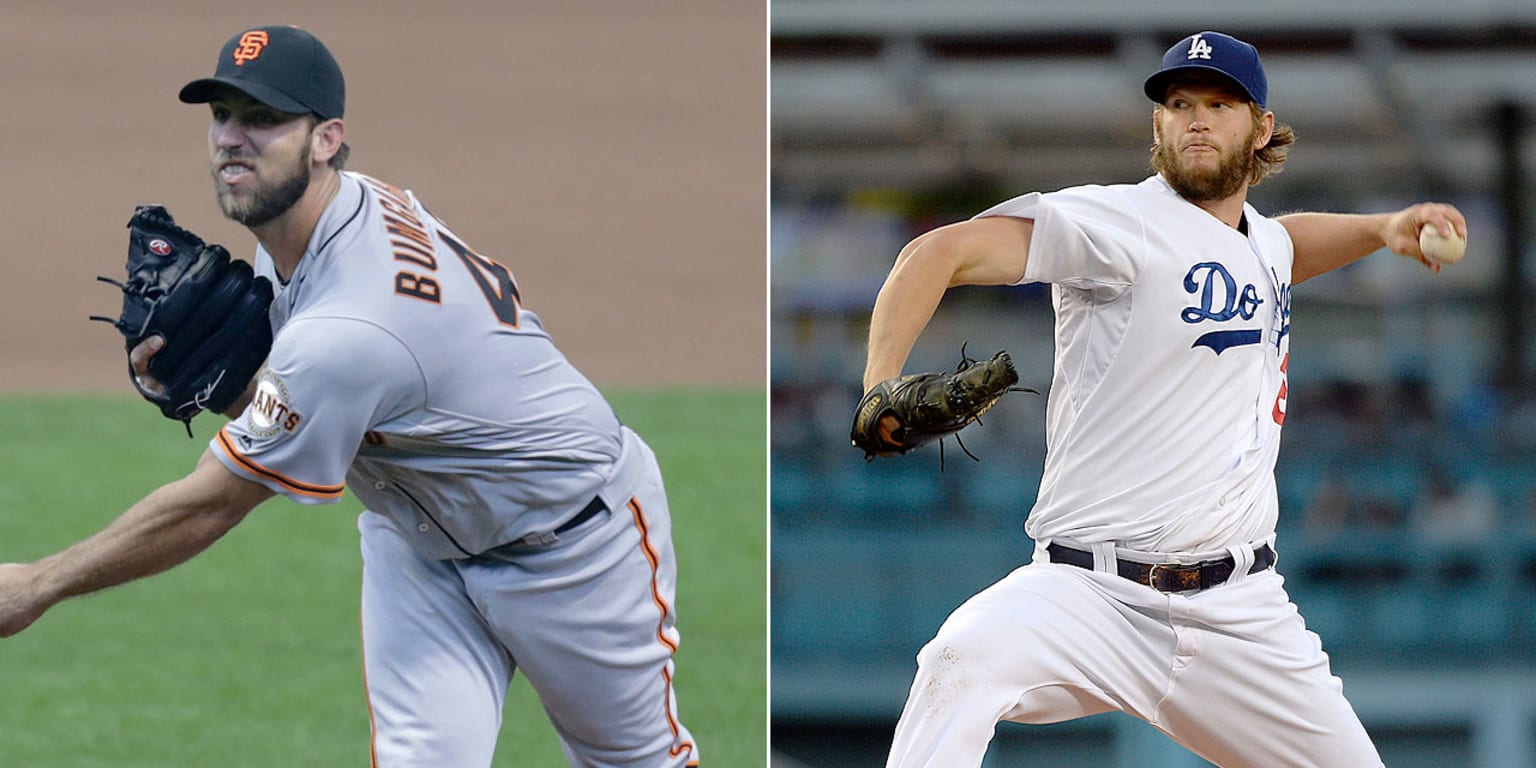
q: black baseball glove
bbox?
[851,348,1027,460]
[91,205,273,433]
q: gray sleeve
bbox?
[212,317,422,504]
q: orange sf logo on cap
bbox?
[232,31,269,66]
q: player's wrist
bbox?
[1376,211,1404,248]
[863,365,899,392]
[13,560,60,611]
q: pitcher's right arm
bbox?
[863,216,1034,391]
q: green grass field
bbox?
[0,390,765,767]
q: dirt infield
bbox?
[0,1,764,393]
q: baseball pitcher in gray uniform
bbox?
[0,26,699,768]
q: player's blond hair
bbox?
[1249,103,1295,186]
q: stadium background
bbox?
[0,2,766,766]
[771,2,1536,766]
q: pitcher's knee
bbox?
[910,624,1005,709]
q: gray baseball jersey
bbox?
[213,172,641,560]
[211,171,698,766]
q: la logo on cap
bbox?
[1187,33,1214,60]
[233,30,269,66]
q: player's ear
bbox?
[1151,107,1163,146]
[311,118,346,167]
[1253,110,1275,150]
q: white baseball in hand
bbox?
[1418,224,1465,265]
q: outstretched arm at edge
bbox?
[0,452,274,637]
[1281,203,1466,285]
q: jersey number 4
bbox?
[440,228,522,328]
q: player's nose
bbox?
[209,119,250,152]
[1187,104,1219,130]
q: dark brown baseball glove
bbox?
[851,347,1028,461]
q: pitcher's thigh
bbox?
[888,565,1175,768]
[359,512,512,768]
[1155,574,1383,768]
[923,565,1172,723]
[467,493,698,767]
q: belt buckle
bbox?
[1146,561,1200,592]
[521,531,559,546]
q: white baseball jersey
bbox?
[885,176,1380,768]
[975,174,1293,554]
[212,171,642,560]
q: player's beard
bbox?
[1152,124,1259,203]
[213,142,312,228]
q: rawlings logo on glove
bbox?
[851,347,1031,464]
[91,205,274,434]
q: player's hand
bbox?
[129,335,167,398]
[1382,203,1466,274]
[874,413,904,456]
[0,563,49,638]
[132,335,258,419]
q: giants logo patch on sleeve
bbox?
[249,369,304,437]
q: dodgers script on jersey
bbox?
[976,174,1293,554]
[212,172,641,560]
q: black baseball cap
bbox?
[1143,31,1267,108]
[179,25,345,120]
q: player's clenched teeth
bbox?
[219,162,254,184]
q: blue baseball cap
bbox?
[1143,31,1267,108]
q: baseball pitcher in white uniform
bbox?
[863,31,1467,768]
[0,26,699,768]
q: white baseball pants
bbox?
[886,544,1382,768]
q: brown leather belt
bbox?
[1046,542,1276,593]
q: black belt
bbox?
[555,496,607,535]
[1046,542,1276,593]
